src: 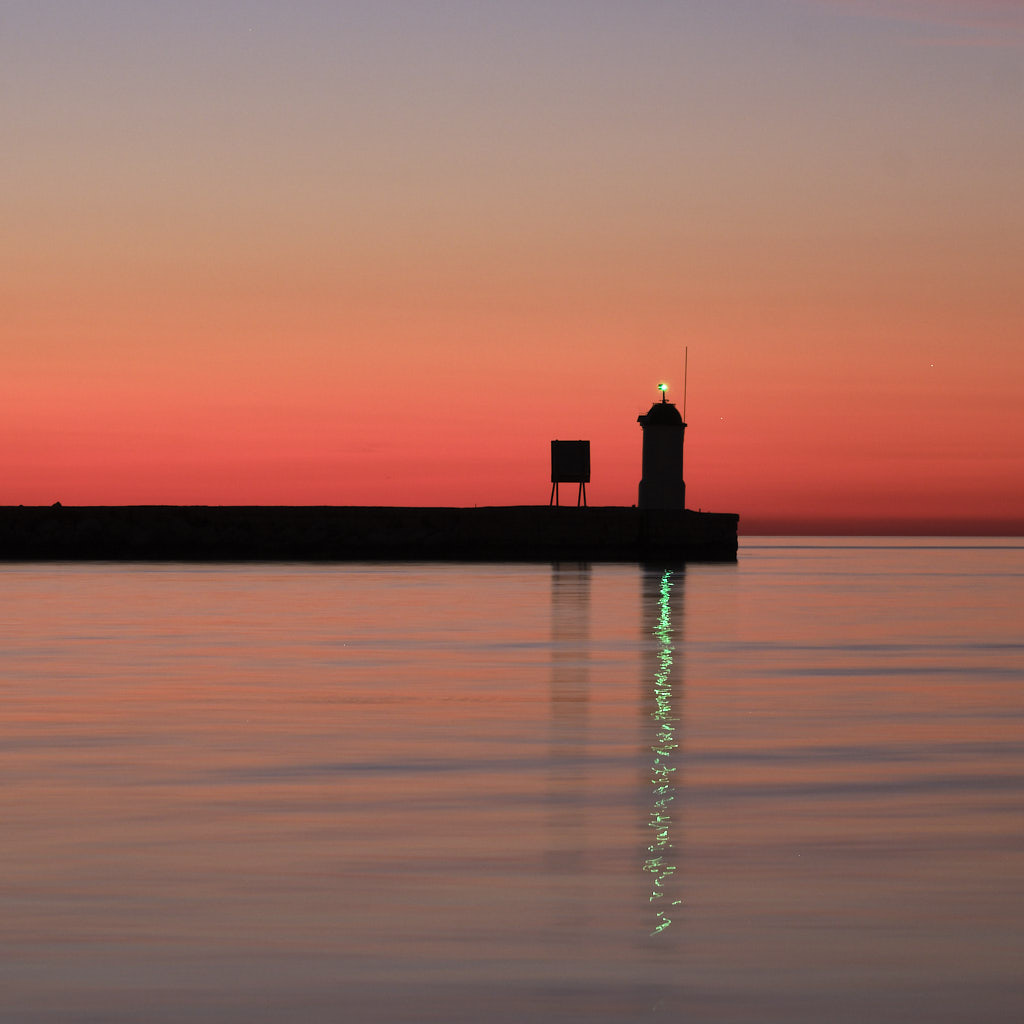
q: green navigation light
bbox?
[658,383,668,392]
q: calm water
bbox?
[2,540,1022,1023]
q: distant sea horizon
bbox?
[741,519,1024,537]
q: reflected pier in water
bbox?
[546,562,593,925]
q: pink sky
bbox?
[3,1,1022,532]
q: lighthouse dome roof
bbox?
[637,400,683,427]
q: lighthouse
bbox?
[637,385,685,509]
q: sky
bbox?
[3,0,1022,532]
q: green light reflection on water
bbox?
[645,569,681,936]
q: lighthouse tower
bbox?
[637,385,686,509]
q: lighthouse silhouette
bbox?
[637,386,685,509]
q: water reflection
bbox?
[5,556,1023,1021]
[642,566,684,935]
[549,562,592,722]
[547,563,593,923]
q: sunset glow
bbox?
[3,2,1022,532]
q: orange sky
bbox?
[3,2,1022,532]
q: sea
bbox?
[2,539,1022,1023]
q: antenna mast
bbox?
[682,347,689,422]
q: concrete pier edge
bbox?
[0,505,739,562]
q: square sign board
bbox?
[550,440,590,483]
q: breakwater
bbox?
[0,505,738,561]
